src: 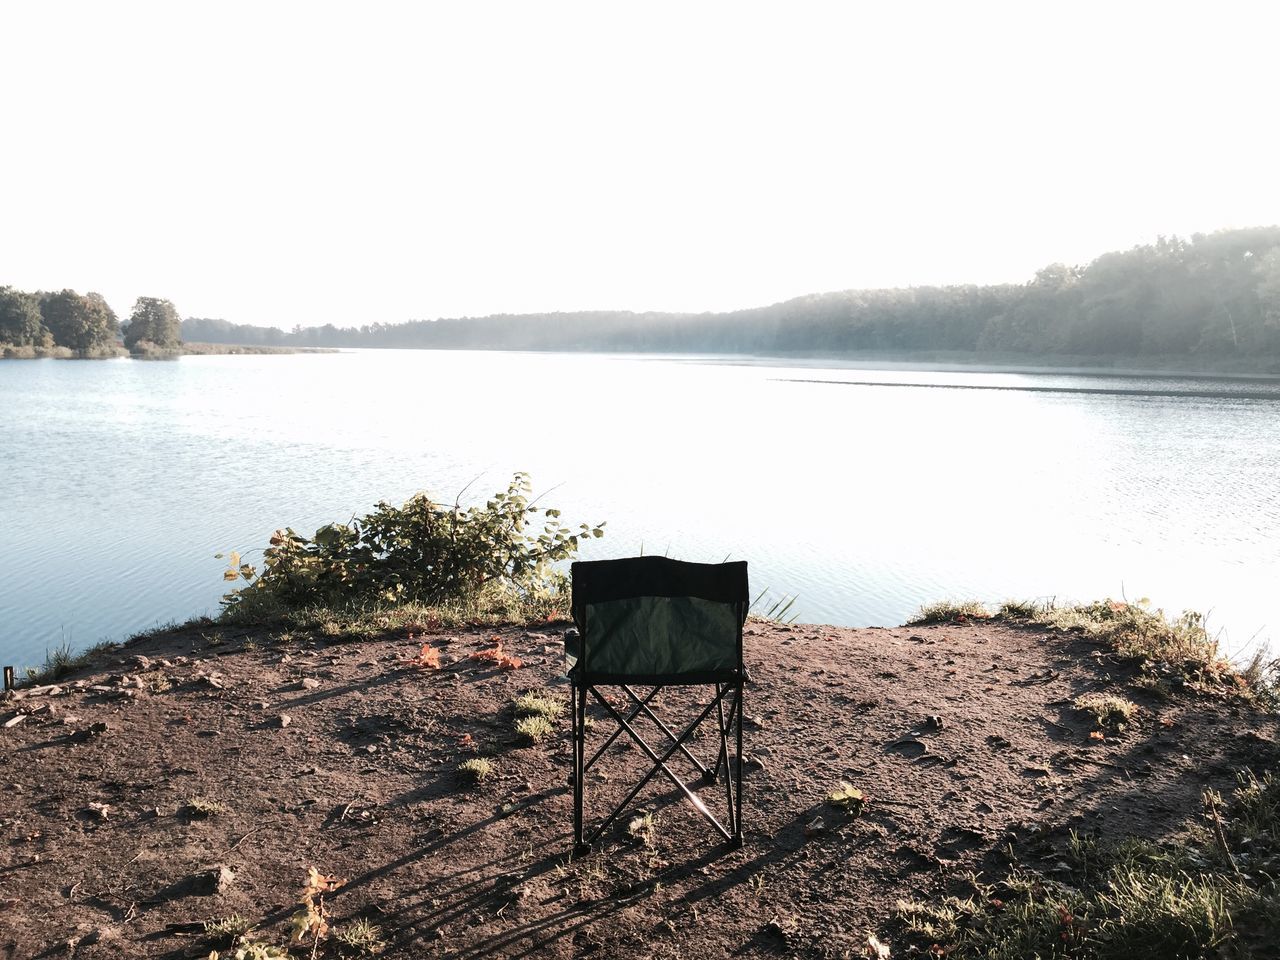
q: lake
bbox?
[2,350,1278,670]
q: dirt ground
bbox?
[2,617,1276,958]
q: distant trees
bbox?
[124,297,182,352]
[10,226,1280,364]
[37,290,119,355]
[0,287,48,348]
[176,227,1280,364]
[0,287,187,358]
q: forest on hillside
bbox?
[128,228,1280,361]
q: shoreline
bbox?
[0,342,338,360]
[7,342,1280,377]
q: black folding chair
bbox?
[568,556,748,853]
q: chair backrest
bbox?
[571,556,748,683]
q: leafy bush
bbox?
[220,474,604,618]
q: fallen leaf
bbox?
[413,644,441,669]
[827,782,866,815]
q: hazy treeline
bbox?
[16,228,1279,361]
[182,229,1280,359]
[0,288,183,358]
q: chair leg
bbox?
[711,682,728,783]
[733,680,744,847]
[573,682,588,855]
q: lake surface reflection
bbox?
[1,350,1277,668]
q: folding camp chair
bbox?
[568,556,748,853]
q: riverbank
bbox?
[0,342,336,359]
[2,607,1276,958]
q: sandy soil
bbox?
[2,618,1276,958]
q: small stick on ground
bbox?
[228,827,263,852]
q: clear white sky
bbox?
[2,1,1278,328]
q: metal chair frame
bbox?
[568,558,746,853]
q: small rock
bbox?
[279,714,292,728]
[804,816,825,838]
[300,678,321,690]
[214,865,237,893]
[132,655,152,671]
[926,715,945,730]
[80,926,117,946]
[85,802,111,821]
[88,721,110,735]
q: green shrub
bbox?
[219,474,604,617]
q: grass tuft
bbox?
[182,796,229,819]
[626,811,657,846]
[335,918,387,956]
[513,691,564,721]
[514,715,554,745]
[1074,692,1138,729]
[457,757,494,785]
[202,914,254,946]
[908,600,992,625]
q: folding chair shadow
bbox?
[567,556,748,853]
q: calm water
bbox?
[2,351,1278,669]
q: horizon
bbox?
[3,1,1279,328]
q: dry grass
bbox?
[908,600,992,625]
[513,691,565,721]
[514,714,554,745]
[898,771,1280,959]
[1074,692,1139,729]
[456,758,494,785]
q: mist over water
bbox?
[1,350,1277,669]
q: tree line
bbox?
[0,289,183,358]
[183,228,1280,360]
[14,227,1280,362]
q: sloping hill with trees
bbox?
[181,228,1280,364]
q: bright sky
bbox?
[2,1,1278,328]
